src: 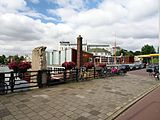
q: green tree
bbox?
[115,49,126,56]
[151,58,158,64]
[126,51,134,56]
[134,51,141,55]
[141,44,156,55]
[0,55,7,64]
[19,56,25,61]
[141,44,156,63]
[116,49,134,57]
[0,56,4,64]
[13,55,20,62]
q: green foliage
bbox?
[88,48,110,53]
[0,55,7,64]
[115,44,156,57]
[0,55,27,65]
[141,44,156,55]
[126,51,134,56]
[19,56,25,61]
[151,58,159,64]
[115,49,134,57]
[134,51,141,55]
[13,55,20,62]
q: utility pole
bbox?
[114,33,117,65]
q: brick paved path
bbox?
[0,69,159,120]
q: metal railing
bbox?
[0,66,127,95]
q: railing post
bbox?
[10,72,15,92]
[0,73,5,95]
[63,69,66,82]
[76,68,79,82]
[47,70,51,86]
[94,67,96,78]
[37,70,42,88]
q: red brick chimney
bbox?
[77,35,83,69]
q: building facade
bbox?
[58,41,122,65]
[46,48,93,66]
[58,41,115,54]
[59,41,88,52]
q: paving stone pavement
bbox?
[0,69,159,120]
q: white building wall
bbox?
[46,51,50,66]
[46,49,72,66]
[60,49,72,65]
[66,49,72,62]
[53,51,59,65]
[60,50,65,65]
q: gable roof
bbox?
[88,48,111,54]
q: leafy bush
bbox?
[8,61,19,72]
[111,67,119,73]
[8,61,31,73]
[98,63,106,68]
[18,62,31,72]
[83,62,94,69]
[62,61,76,70]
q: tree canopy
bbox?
[141,44,156,55]
[0,55,26,65]
[115,49,134,57]
[115,44,156,57]
[0,55,7,64]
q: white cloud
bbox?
[21,10,57,21]
[48,0,85,10]
[50,1,128,27]
[0,0,27,13]
[29,0,40,4]
[119,37,158,52]
[0,0,159,55]
[127,0,159,20]
[0,13,43,41]
[0,0,55,21]
[0,12,74,55]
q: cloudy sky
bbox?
[0,0,159,56]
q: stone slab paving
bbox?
[0,69,159,120]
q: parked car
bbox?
[128,64,136,70]
[135,63,142,69]
[119,64,130,72]
[146,64,158,73]
[140,63,146,69]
